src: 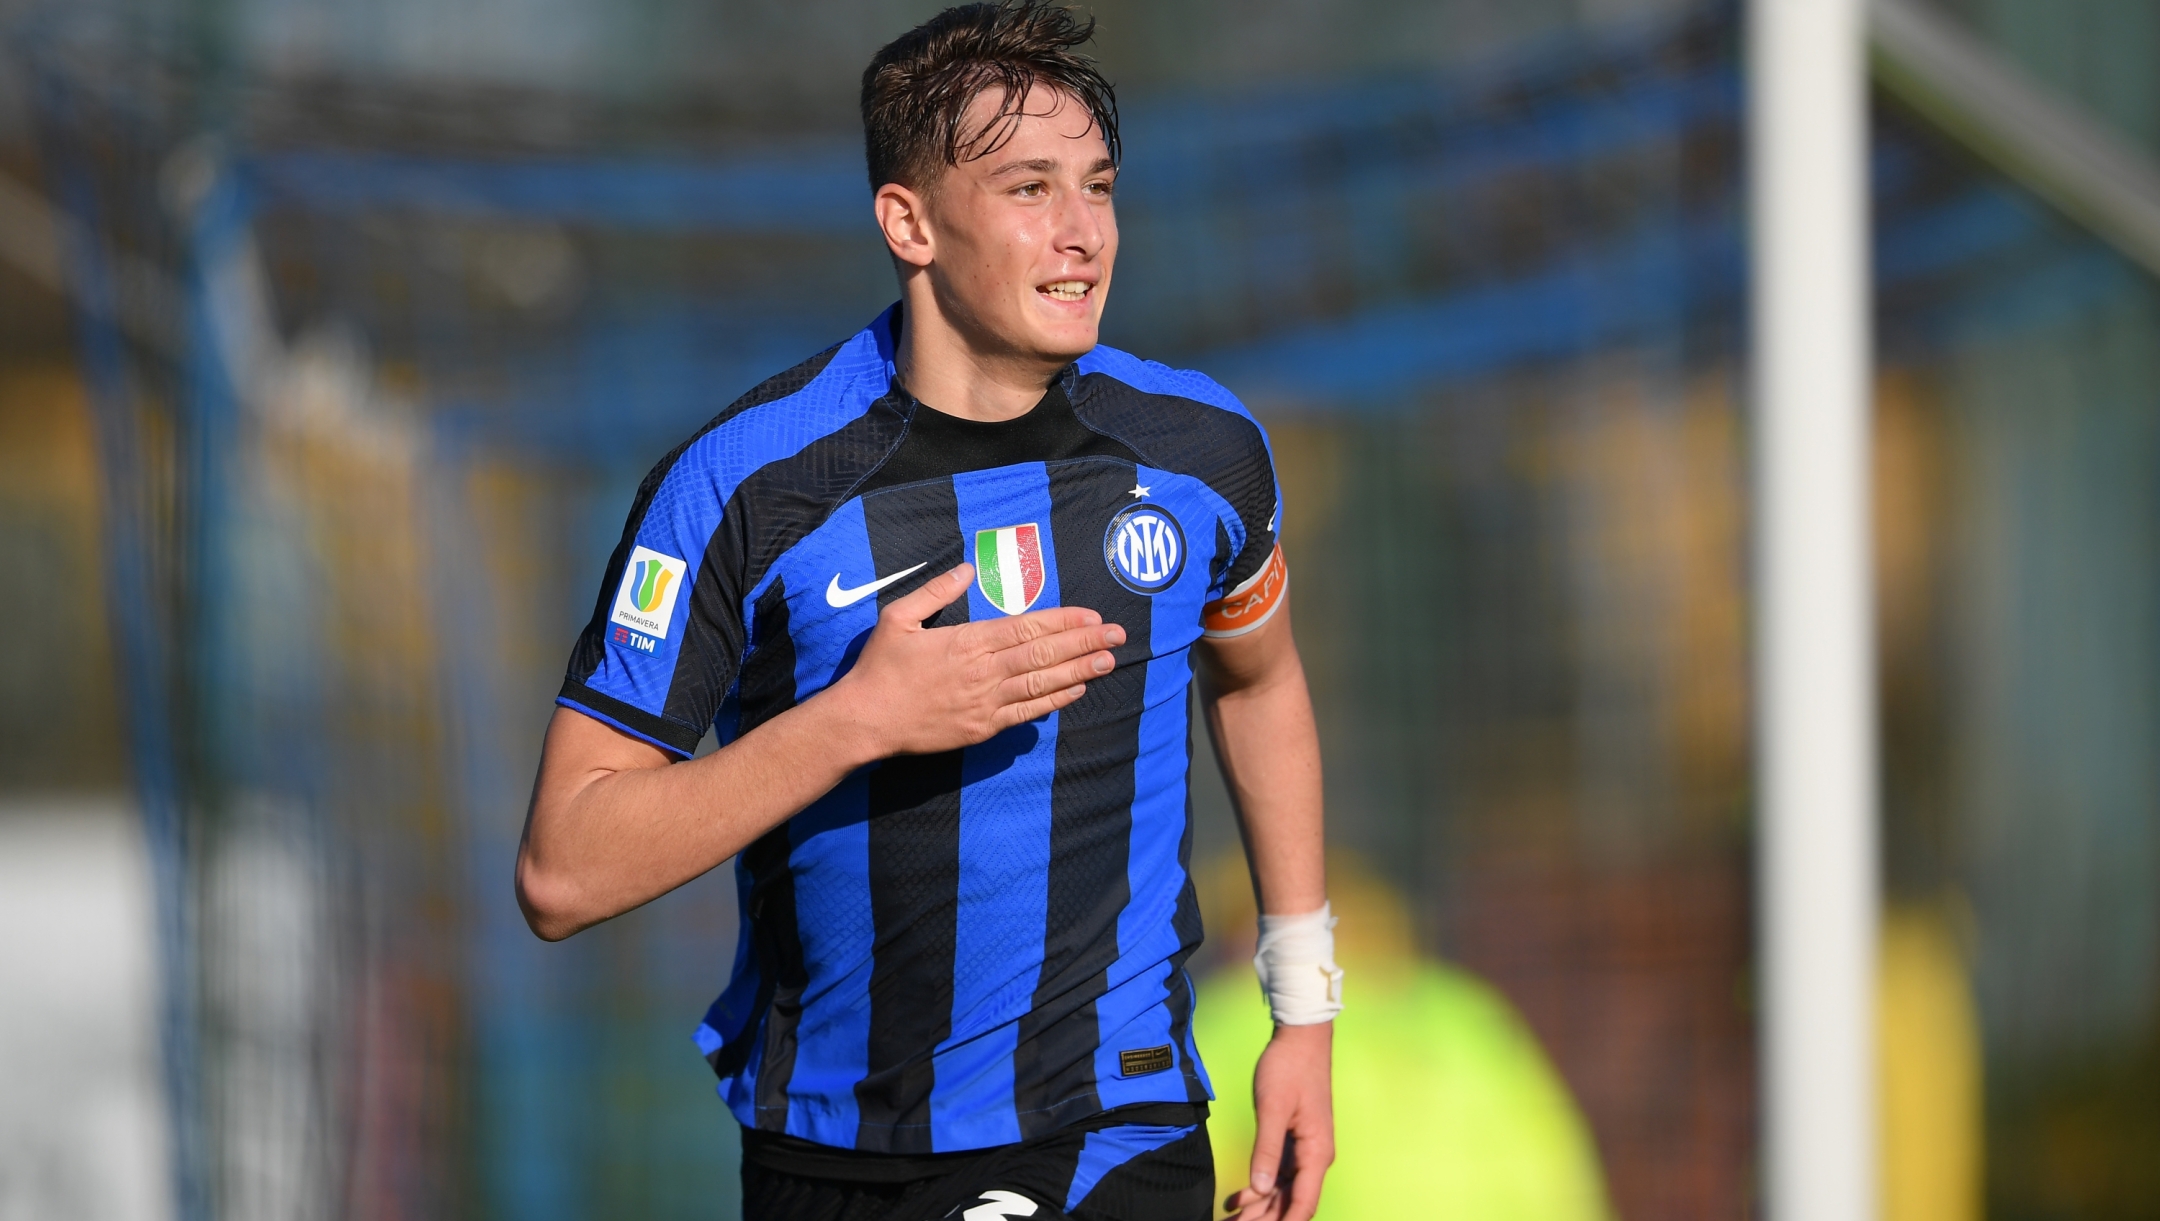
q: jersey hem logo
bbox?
[1103,504,1185,594]
[611,546,688,643]
[826,561,928,608]
[975,524,1046,615]
[1118,1044,1175,1077]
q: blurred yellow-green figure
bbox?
[1193,869,1612,1221]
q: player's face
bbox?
[924,85,1117,364]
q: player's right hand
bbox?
[832,562,1123,757]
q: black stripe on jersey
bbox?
[735,576,799,736]
[564,342,843,693]
[1069,372,1280,592]
[1013,458,1157,1136]
[854,478,969,1153]
[737,826,810,1134]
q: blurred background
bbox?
[2,0,2157,1217]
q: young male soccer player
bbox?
[516,4,1338,1218]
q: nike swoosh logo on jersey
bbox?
[825,562,928,608]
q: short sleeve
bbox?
[1201,419,1288,639]
[558,450,746,758]
[1215,418,1280,591]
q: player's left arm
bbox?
[1196,595,1333,1221]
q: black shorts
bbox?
[739,1106,1214,1221]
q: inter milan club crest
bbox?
[1103,503,1185,594]
[974,523,1046,615]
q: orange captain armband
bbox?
[1201,544,1288,638]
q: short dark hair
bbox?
[860,1,1121,193]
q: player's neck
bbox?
[894,289,1068,424]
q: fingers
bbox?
[881,563,973,626]
[1284,1130,1329,1221]
[1248,1100,1289,1202]
[962,604,1105,653]
[1223,1185,1282,1221]
[991,682,1089,729]
[993,621,1125,681]
[998,650,1115,702]
[1222,1187,1269,1221]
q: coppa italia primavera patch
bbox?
[974,523,1045,615]
[611,545,688,640]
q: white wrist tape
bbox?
[1253,902,1344,1025]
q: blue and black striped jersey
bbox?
[558,305,1284,1155]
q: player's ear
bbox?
[874,180,936,269]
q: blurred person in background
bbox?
[514,3,1337,1219]
[1194,854,1611,1221]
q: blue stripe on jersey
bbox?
[1181,974,1214,1099]
[747,500,886,1143]
[778,769,874,1145]
[931,465,1064,1150]
[1064,1123,1199,1213]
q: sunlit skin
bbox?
[518,78,1332,1221]
[1196,601,1335,1221]
[874,85,1117,421]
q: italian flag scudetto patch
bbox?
[974,523,1046,615]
